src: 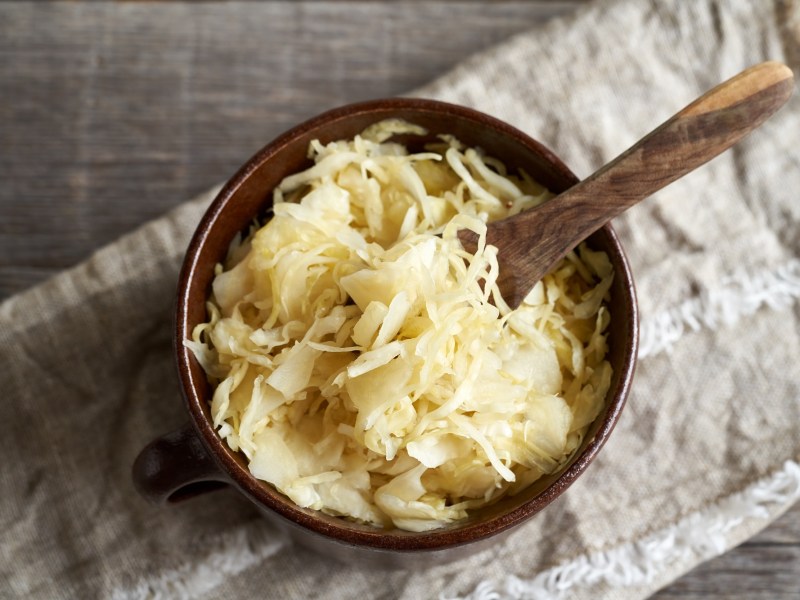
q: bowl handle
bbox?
[133,422,230,504]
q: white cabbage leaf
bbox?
[187,120,613,531]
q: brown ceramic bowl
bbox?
[133,98,638,568]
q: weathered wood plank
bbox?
[1,1,798,598]
[656,548,800,598]
[0,1,577,299]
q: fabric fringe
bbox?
[449,259,800,599]
[111,522,287,600]
[639,259,800,358]
[449,460,800,600]
[113,260,800,599]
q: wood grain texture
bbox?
[0,1,797,597]
[0,0,577,299]
[476,62,794,308]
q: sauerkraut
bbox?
[187,121,613,532]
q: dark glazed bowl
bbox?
[133,98,638,568]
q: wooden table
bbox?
[1,2,797,597]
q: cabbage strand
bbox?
[186,121,613,531]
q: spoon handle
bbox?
[488,61,794,306]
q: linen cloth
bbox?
[2,0,800,598]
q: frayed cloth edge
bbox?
[448,460,800,600]
[639,259,800,359]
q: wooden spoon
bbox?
[460,61,794,309]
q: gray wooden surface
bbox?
[1,2,798,597]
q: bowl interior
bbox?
[176,98,638,551]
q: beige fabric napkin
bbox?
[3,0,800,598]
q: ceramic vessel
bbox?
[132,98,639,568]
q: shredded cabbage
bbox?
[187,121,613,531]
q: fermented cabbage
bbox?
[187,121,613,531]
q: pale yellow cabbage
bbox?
[186,121,613,531]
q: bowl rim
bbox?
[175,97,639,551]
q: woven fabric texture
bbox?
[2,0,799,598]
